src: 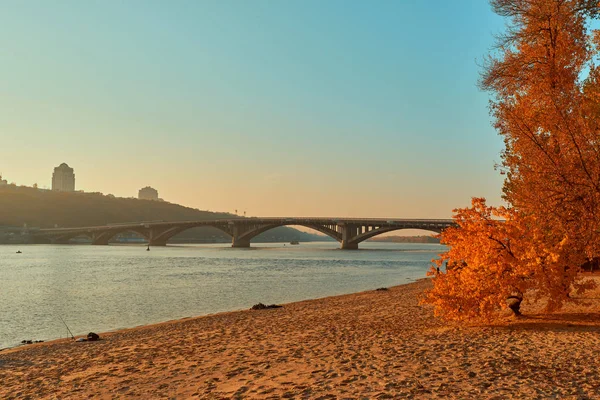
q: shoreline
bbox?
[0,278,430,354]
[3,278,600,398]
[1,242,441,353]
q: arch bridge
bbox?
[32,218,455,250]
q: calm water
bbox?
[0,242,445,349]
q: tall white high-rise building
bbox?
[52,163,75,192]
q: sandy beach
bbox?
[2,278,600,399]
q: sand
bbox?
[2,278,600,399]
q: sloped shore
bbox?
[2,278,600,399]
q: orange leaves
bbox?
[424,1,600,321]
[490,1,600,230]
[424,198,527,322]
[423,198,596,322]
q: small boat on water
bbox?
[16,250,22,254]
[290,241,299,245]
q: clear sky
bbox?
[1,0,506,218]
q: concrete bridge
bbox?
[31,218,455,250]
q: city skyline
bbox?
[1,164,160,200]
[1,1,506,218]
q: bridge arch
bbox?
[90,228,150,245]
[50,229,147,245]
[236,223,342,244]
[348,226,442,247]
[147,222,341,246]
[147,223,234,246]
[49,232,94,244]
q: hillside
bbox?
[0,185,323,243]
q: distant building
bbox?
[0,175,7,186]
[52,163,75,192]
[138,186,159,200]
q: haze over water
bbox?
[1,242,444,349]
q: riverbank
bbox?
[2,278,600,399]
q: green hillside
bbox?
[0,185,324,243]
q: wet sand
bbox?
[2,278,600,399]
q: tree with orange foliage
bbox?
[425,198,595,321]
[424,0,600,321]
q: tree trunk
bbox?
[506,296,523,316]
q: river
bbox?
[0,242,445,349]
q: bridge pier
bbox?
[339,223,360,250]
[230,222,252,248]
[340,241,359,250]
[231,237,251,248]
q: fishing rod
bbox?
[56,314,75,340]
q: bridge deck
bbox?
[31,218,456,249]
[35,218,455,234]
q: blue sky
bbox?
[1,1,506,217]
